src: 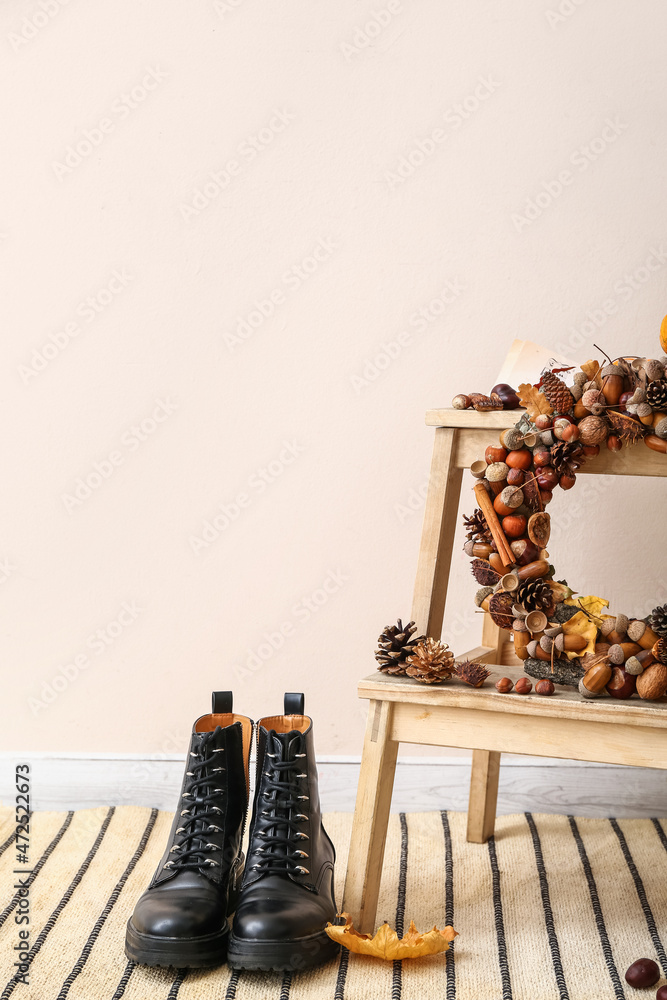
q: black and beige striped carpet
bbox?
[1,806,667,999]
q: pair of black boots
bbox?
[125,692,338,972]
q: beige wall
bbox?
[3,0,667,756]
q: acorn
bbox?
[486,462,510,482]
[608,644,625,665]
[475,586,495,607]
[525,610,548,634]
[582,388,604,409]
[580,662,612,696]
[500,428,524,451]
[614,614,629,637]
[500,486,523,509]
[644,358,665,381]
[626,619,646,642]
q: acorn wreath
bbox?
[457,324,667,702]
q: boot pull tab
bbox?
[212,691,233,714]
[284,692,304,715]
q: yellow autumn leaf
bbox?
[661,314,667,355]
[565,594,610,623]
[517,383,553,421]
[580,360,601,381]
[561,610,599,660]
[325,913,457,960]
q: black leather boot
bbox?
[125,692,252,968]
[228,693,339,972]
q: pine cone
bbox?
[516,578,553,613]
[463,509,491,543]
[405,638,455,683]
[654,637,667,666]
[550,440,584,475]
[646,379,667,410]
[375,619,425,673]
[541,372,574,414]
[648,605,667,638]
[455,659,490,687]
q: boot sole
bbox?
[227,928,340,972]
[124,919,230,969]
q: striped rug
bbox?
[1,806,667,999]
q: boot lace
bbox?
[250,731,310,877]
[164,729,227,873]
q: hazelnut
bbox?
[495,677,513,693]
[625,958,659,988]
[535,679,555,696]
[515,677,532,695]
[452,394,471,409]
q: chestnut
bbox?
[515,677,532,695]
[532,447,551,467]
[606,667,637,700]
[535,679,555,696]
[625,959,659,988]
[506,467,525,486]
[491,383,521,409]
[656,985,667,1000]
[495,677,513,693]
[536,467,559,491]
[559,473,577,490]
[607,435,622,452]
[510,538,540,565]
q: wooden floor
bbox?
[4,752,667,817]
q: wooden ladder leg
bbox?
[467,749,501,843]
[411,426,464,637]
[343,700,399,933]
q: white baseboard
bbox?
[1,753,665,817]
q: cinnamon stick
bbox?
[474,483,514,568]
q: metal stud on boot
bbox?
[228,692,339,972]
[125,692,252,968]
